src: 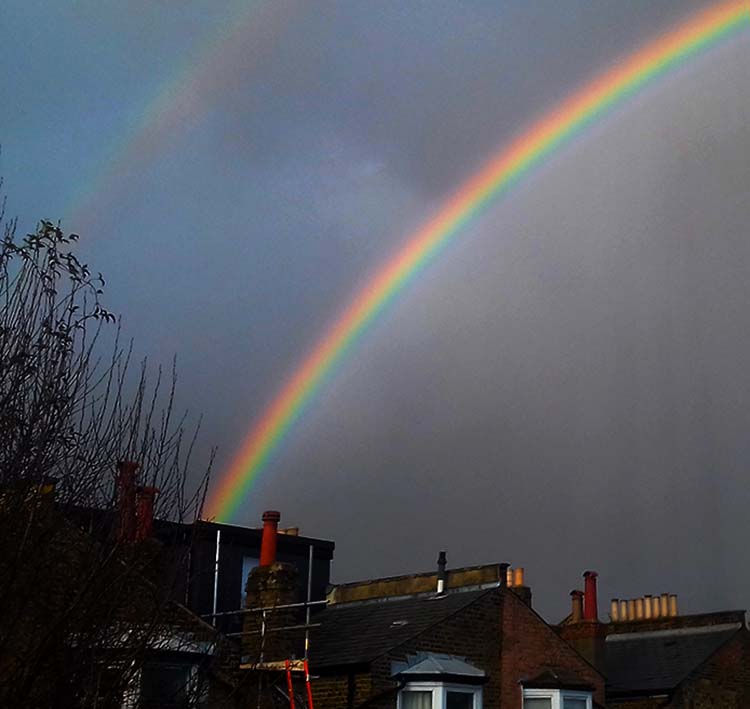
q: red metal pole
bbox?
[304,659,314,709]
[285,659,296,709]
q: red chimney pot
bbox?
[259,510,281,567]
[116,461,139,543]
[134,486,158,541]
[583,570,599,621]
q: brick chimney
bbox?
[558,571,605,667]
[115,461,139,543]
[243,511,299,665]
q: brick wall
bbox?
[308,588,605,709]
[670,630,750,708]
[375,591,505,707]
[500,590,605,708]
[313,673,372,709]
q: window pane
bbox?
[140,663,191,708]
[563,700,587,709]
[402,690,432,709]
[447,690,474,709]
[524,699,552,709]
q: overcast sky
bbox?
[2,1,749,620]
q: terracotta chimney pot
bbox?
[583,571,599,621]
[259,510,281,567]
[571,590,584,623]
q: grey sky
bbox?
[1,1,748,619]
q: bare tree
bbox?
[0,207,215,708]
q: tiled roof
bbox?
[310,589,493,668]
[604,624,741,695]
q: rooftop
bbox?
[603,622,743,696]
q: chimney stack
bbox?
[571,590,584,623]
[436,551,447,594]
[583,571,598,621]
[134,486,158,541]
[244,511,298,665]
[259,510,281,567]
[116,461,139,543]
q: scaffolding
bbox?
[201,546,323,708]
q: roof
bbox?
[310,588,493,668]
[604,623,742,696]
[392,653,486,683]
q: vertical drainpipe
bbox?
[212,528,221,626]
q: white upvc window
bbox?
[398,681,482,709]
[522,688,592,709]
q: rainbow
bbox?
[66,1,299,228]
[207,1,750,521]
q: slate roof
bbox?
[309,588,493,668]
[603,624,742,696]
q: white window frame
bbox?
[522,688,592,709]
[397,681,482,709]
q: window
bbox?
[522,689,592,709]
[446,690,475,709]
[524,700,552,709]
[398,683,481,709]
[140,662,195,708]
[563,700,587,709]
[402,691,433,709]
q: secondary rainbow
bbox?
[207,1,750,521]
[66,1,299,228]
